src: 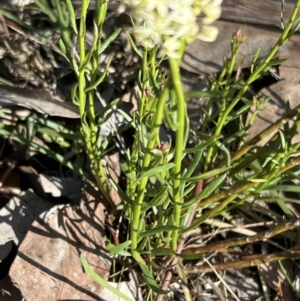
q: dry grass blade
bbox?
[181,218,300,255]
[185,247,300,274]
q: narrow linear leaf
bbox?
[0,128,90,180]
[251,47,261,73]
[84,70,107,92]
[138,163,175,180]
[249,178,266,183]
[108,241,132,256]
[81,254,135,301]
[181,167,230,182]
[90,20,99,53]
[107,174,134,206]
[59,38,66,54]
[139,225,178,238]
[126,31,143,58]
[151,248,174,256]
[140,264,169,295]
[216,141,231,166]
[121,162,137,181]
[66,0,78,34]
[99,28,122,53]
[142,188,169,211]
[268,185,300,193]
[79,50,93,72]
[196,173,227,200]
[267,58,288,66]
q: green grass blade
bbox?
[81,254,135,301]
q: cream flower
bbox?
[197,25,219,42]
[159,38,182,59]
[120,0,223,58]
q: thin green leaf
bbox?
[66,0,78,34]
[142,188,169,211]
[81,255,135,301]
[96,98,120,117]
[29,0,57,22]
[195,173,227,200]
[0,128,91,183]
[79,50,93,72]
[90,20,99,53]
[216,141,231,167]
[249,178,266,183]
[71,84,79,106]
[279,130,286,149]
[99,28,122,53]
[138,163,175,180]
[107,174,134,206]
[251,47,261,73]
[140,264,169,295]
[84,70,107,92]
[54,0,69,28]
[268,185,300,193]
[181,167,230,182]
[267,58,288,66]
[70,57,79,76]
[107,240,132,256]
[139,225,178,238]
[184,138,213,154]
[126,31,143,58]
[269,190,294,218]
[121,162,137,181]
[58,38,66,54]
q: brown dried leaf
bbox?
[182,20,289,75]
[246,67,300,146]
[9,192,111,301]
[221,0,299,29]
[0,85,79,118]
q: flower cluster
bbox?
[119,0,223,58]
[11,0,34,6]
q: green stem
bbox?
[169,56,186,251]
[127,50,149,217]
[78,0,87,119]
[76,0,111,205]
[131,77,172,264]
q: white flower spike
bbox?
[120,0,223,58]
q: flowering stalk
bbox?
[121,0,223,272]
[168,39,186,252]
